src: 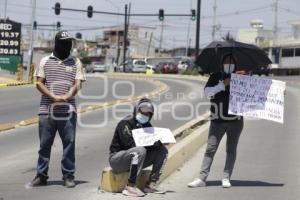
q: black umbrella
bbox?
[195,39,272,74]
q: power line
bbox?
[278,7,300,16]
[6,9,121,25]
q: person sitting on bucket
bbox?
[109,98,168,197]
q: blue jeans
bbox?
[36,112,77,179]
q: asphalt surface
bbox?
[1,75,298,200]
[0,75,208,200]
[100,76,300,200]
[0,75,157,124]
[146,79,300,200]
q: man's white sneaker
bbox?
[187,178,206,188]
[222,179,231,188]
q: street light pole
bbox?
[273,0,279,39]
[27,0,36,81]
[186,0,192,57]
[212,0,217,41]
[195,0,201,57]
[4,0,8,19]
[123,4,128,72]
[159,20,164,56]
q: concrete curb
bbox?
[0,76,168,132]
[0,82,32,88]
[158,112,211,183]
[105,72,209,82]
[159,122,210,183]
[19,117,39,126]
[0,123,15,132]
[172,112,210,137]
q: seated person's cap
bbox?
[55,31,74,40]
[138,102,154,114]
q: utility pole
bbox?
[4,0,8,19]
[159,20,165,56]
[212,0,217,41]
[186,0,192,57]
[116,30,120,65]
[27,0,36,81]
[127,3,131,26]
[273,0,279,39]
[195,0,201,57]
[146,32,153,58]
[123,4,128,72]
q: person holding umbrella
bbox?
[188,54,244,188]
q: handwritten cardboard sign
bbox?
[229,73,286,123]
[132,127,176,147]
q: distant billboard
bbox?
[0,19,21,56]
[0,19,22,72]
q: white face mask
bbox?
[223,64,235,74]
[136,113,149,124]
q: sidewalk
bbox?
[0,70,20,84]
[0,76,20,84]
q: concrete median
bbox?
[19,117,39,126]
[0,76,168,133]
[0,123,15,132]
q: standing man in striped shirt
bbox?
[30,31,86,188]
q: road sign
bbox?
[0,19,21,56]
[0,55,21,72]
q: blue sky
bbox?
[0,0,299,49]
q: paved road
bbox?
[0,75,157,124]
[124,77,300,200]
[1,75,298,200]
[0,75,208,200]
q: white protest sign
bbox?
[132,127,176,147]
[229,73,286,123]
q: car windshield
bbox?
[134,60,146,65]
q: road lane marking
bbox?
[0,76,168,133]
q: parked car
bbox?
[178,60,190,71]
[146,64,157,71]
[157,62,178,74]
[85,61,108,73]
[117,59,147,73]
[130,60,147,73]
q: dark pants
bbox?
[109,146,168,184]
[200,120,243,181]
[36,113,77,179]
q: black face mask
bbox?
[53,39,72,60]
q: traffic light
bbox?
[55,2,60,15]
[87,5,93,18]
[191,9,196,21]
[57,21,61,30]
[159,9,164,21]
[33,21,37,30]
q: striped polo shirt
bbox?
[34,54,86,114]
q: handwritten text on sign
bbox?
[132,127,176,147]
[229,73,286,123]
